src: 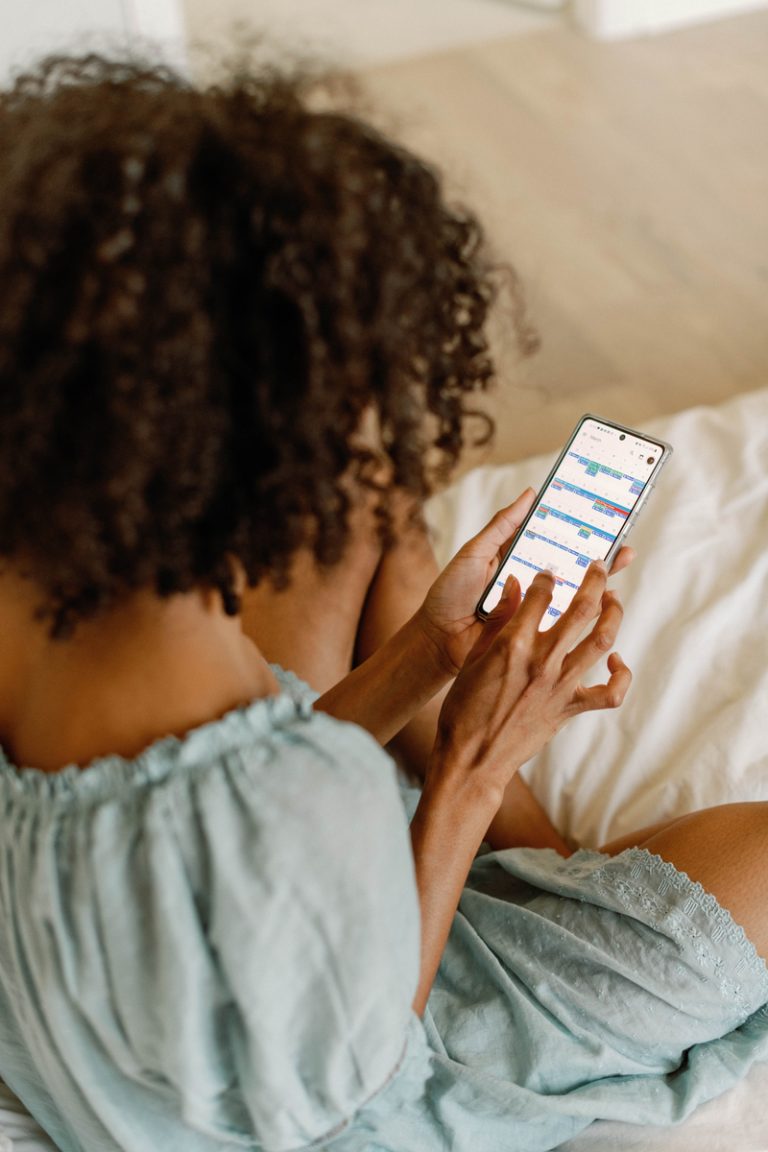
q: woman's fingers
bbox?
[560,588,624,679]
[609,545,635,576]
[567,651,632,715]
[486,576,523,629]
[469,569,554,670]
[438,567,631,789]
[466,575,522,666]
[545,561,607,655]
[512,570,556,642]
[461,489,536,561]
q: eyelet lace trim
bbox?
[593,847,768,1018]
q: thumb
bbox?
[491,574,522,618]
[466,576,521,666]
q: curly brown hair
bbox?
[0,54,531,637]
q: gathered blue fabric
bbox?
[1,668,767,1152]
[0,672,428,1152]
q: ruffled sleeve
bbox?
[0,687,432,1151]
[192,706,430,1149]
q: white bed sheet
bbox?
[1,387,767,1149]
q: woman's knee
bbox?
[638,802,768,960]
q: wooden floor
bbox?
[361,10,768,468]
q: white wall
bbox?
[0,0,187,85]
[572,0,768,38]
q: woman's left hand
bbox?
[415,488,635,677]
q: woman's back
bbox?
[0,673,427,1151]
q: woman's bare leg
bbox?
[241,493,444,738]
[239,505,382,694]
[602,803,768,960]
[351,499,447,775]
[599,818,688,858]
[484,778,573,856]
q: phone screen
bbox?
[479,417,668,628]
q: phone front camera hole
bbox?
[619,434,626,440]
[647,457,655,465]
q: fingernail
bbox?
[593,559,608,573]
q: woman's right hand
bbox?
[428,561,632,802]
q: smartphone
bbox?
[476,414,673,628]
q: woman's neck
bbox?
[0,569,279,772]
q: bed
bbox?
[2,385,767,1149]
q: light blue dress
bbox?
[1,668,767,1152]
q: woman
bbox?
[0,54,766,1152]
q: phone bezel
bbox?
[475,413,674,621]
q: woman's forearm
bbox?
[409,772,502,1016]
[314,614,452,746]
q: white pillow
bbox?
[425,388,768,847]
